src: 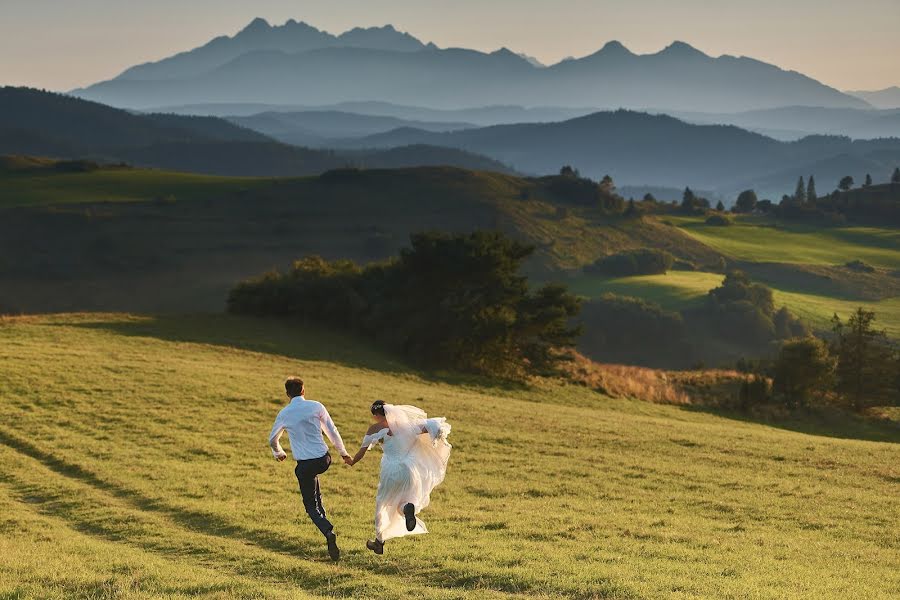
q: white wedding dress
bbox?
[361,405,452,542]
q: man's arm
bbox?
[268,413,288,461]
[319,406,350,461]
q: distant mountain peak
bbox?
[598,40,633,55]
[658,41,708,58]
[240,17,272,34]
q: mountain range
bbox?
[72,18,869,113]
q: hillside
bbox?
[72,19,867,112]
[0,162,719,313]
[338,110,900,195]
[0,87,512,177]
[0,313,897,599]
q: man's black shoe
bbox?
[404,503,416,532]
[326,531,340,562]
[366,539,384,555]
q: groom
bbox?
[269,376,353,561]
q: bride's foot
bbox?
[366,539,384,555]
[403,503,416,531]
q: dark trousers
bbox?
[294,453,333,537]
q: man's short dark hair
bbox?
[285,377,304,397]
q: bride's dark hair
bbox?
[370,400,386,416]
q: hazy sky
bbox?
[2,0,898,92]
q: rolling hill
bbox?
[336,110,900,196]
[72,18,868,113]
[0,162,723,313]
[0,313,897,598]
[226,110,475,147]
[849,86,900,109]
[0,87,511,176]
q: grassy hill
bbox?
[0,313,897,599]
[0,162,717,313]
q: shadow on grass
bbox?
[68,313,529,393]
[677,403,900,444]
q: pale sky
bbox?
[1,0,898,92]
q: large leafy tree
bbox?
[773,337,835,408]
[830,308,895,410]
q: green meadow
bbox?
[571,271,900,339]
[0,313,898,599]
[668,216,900,270]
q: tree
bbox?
[559,165,579,178]
[734,189,758,213]
[715,200,725,212]
[600,174,615,194]
[794,176,806,203]
[773,337,835,408]
[643,192,657,203]
[682,187,696,208]
[831,308,895,410]
[806,176,817,204]
[893,167,900,184]
[838,175,854,191]
[864,173,873,187]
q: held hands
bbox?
[342,455,354,466]
[275,451,287,462]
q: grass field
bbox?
[668,216,900,270]
[571,271,900,339]
[0,167,272,208]
[0,313,898,599]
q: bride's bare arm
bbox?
[349,445,368,466]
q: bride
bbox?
[346,400,452,554]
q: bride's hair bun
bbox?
[370,400,386,416]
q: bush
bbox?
[585,249,674,277]
[845,260,875,273]
[705,214,732,226]
[228,231,582,377]
[772,337,835,408]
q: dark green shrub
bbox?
[705,214,731,226]
[585,249,674,277]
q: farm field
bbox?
[0,313,898,599]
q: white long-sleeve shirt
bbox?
[269,396,349,460]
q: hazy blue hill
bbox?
[227,110,475,146]
[672,106,900,140]
[0,87,514,177]
[848,86,900,109]
[73,20,868,113]
[339,110,900,195]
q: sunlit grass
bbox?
[571,271,900,338]
[669,215,900,269]
[0,313,897,598]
